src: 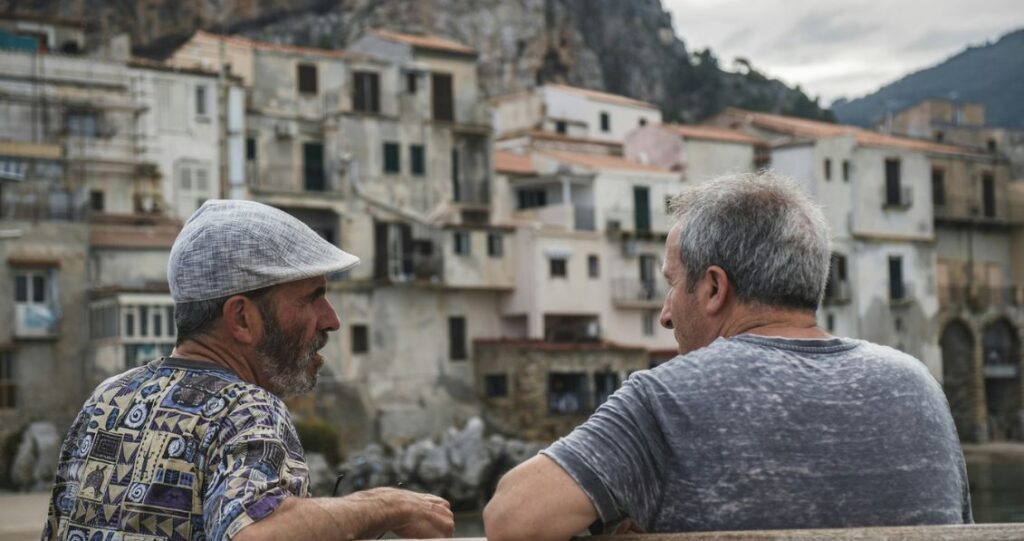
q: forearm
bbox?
[234,489,408,541]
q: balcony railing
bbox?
[939,285,1024,309]
[934,194,1024,225]
[611,278,667,307]
[574,204,595,231]
[454,180,490,205]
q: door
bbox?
[633,186,650,232]
[982,173,996,218]
[639,254,659,300]
[432,73,454,122]
[303,143,325,191]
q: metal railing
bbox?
[934,194,1024,225]
[611,278,667,305]
[939,285,1024,308]
[454,179,490,205]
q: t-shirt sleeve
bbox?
[541,374,666,531]
[202,389,309,541]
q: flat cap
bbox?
[168,200,360,303]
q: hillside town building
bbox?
[2,15,1023,476]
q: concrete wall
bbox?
[474,341,648,441]
[493,92,543,136]
[542,86,661,144]
[680,139,756,183]
[166,32,255,85]
[132,67,222,219]
[0,221,91,440]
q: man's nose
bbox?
[659,301,673,329]
[319,298,341,332]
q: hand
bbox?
[379,488,455,538]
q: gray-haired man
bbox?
[45,200,453,541]
[484,172,971,539]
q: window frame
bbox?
[297,63,319,95]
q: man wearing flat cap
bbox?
[44,200,454,541]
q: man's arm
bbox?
[483,454,597,541]
[233,487,454,541]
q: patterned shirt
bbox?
[44,357,309,541]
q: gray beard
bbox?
[255,315,328,397]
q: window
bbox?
[351,324,369,354]
[487,233,503,258]
[987,139,997,153]
[550,257,567,278]
[0,351,15,409]
[297,63,318,95]
[246,138,256,161]
[555,121,567,134]
[66,111,99,137]
[139,306,149,337]
[167,306,175,337]
[125,311,135,337]
[888,256,904,301]
[634,186,651,232]
[934,131,944,143]
[484,374,508,397]
[982,172,996,218]
[517,189,547,209]
[432,72,454,121]
[823,253,849,304]
[884,158,902,206]
[353,71,380,113]
[600,112,610,132]
[410,145,426,176]
[177,163,211,217]
[594,371,619,407]
[842,160,850,182]
[383,142,401,174]
[824,158,832,181]
[453,231,471,255]
[638,117,647,127]
[90,190,105,212]
[932,168,946,207]
[588,254,599,278]
[826,313,835,332]
[643,311,656,336]
[195,84,208,117]
[548,373,588,414]
[13,268,58,337]
[449,316,467,360]
[406,72,418,94]
[304,143,325,191]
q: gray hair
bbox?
[669,171,831,311]
[174,285,276,346]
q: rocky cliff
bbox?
[6,0,834,122]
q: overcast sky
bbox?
[663,0,1024,105]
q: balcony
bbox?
[881,184,913,209]
[939,284,1024,310]
[934,194,1024,227]
[454,179,491,206]
[822,280,851,305]
[14,303,60,339]
[611,278,667,308]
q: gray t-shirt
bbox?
[543,334,972,533]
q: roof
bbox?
[545,84,659,111]
[538,149,671,173]
[369,29,476,56]
[495,150,537,176]
[0,12,86,28]
[128,56,220,78]
[718,108,981,156]
[662,124,761,145]
[496,129,623,149]
[190,30,370,61]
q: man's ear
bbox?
[221,296,264,345]
[701,265,732,316]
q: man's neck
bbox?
[720,305,828,340]
[170,338,261,386]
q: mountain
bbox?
[3,0,833,123]
[832,29,1024,129]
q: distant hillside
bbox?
[1,0,833,124]
[833,29,1024,129]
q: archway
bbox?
[982,319,1022,440]
[940,320,976,440]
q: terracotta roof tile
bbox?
[193,30,371,61]
[495,150,536,175]
[545,84,659,111]
[538,149,671,173]
[663,124,761,145]
[720,108,982,156]
[370,29,476,56]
